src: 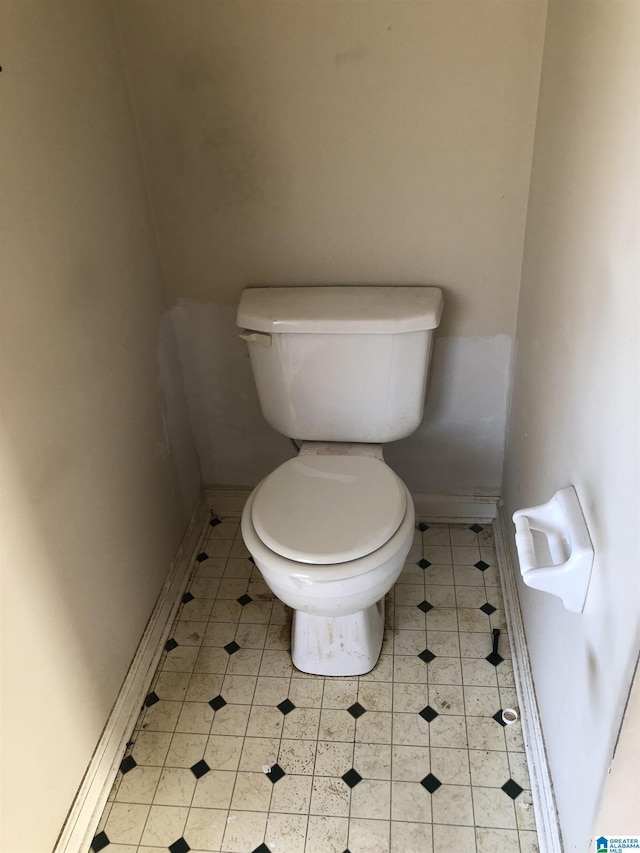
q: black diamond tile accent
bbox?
[347,702,366,719]
[248,555,255,564]
[486,651,504,667]
[251,845,272,853]
[144,691,160,707]
[209,694,227,711]
[493,709,507,727]
[480,602,497,615]
[418,522,429,531]
[502,778,524,799]
[224,641,240,655]
[421,773,442,793]
[237,594,253,606]
[469,524,483,533]
[342,768,363,788]
[165,638,178,652]
[181,592,194,604]
[210,516,222,527]
[190,759,210,779]
[169,839,190,853]
[418,648,436,663]
[277,698,296,715]
[91,831,110,852]
[419,705,439,723]
[418,558,432,569]
[196,551,209,562]
[417,600,433,613]
[475,560,490,571]
[120,755,137,774]
[267,763,286,784]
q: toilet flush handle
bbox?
[239,329,272,347]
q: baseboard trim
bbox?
[204,487,499,522]
[204,486,252,515]
[412,492,499,520]
[494,505,563,853]
[53,495,209,853]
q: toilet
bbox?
[237,286,443,676]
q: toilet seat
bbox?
[242,479,415,585]
[251,455,407,565]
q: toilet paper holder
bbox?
[512,486,594,613]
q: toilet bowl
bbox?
[240,446,415,675]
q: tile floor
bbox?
[91,516,540,853]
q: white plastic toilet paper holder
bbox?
[512,485,594,613]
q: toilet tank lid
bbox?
[237,286,443,334]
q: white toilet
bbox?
[237,286,443,676]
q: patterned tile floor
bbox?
[91,516,540,853]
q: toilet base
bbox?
[291,598,385,677]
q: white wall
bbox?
[0,3,199,850]
[116,0,547,494]
[502,2,640,849]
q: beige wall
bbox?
[8,3,637,849]
[116,0,547,493]
[0,3,198,851]
[502,2,640,849]
[596,668,640,837]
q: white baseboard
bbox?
[412,492,499,521]
[493,506,563,853]
[204,486,252,515]
[204,486,499,522]
[54,495,209,853]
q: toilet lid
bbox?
[251,455,407,564]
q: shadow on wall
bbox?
[157,313,202,512]
[170,299,295,487]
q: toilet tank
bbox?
[237,286,443,443]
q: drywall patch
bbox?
[170,299,512,495]
[386,334,513,495]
